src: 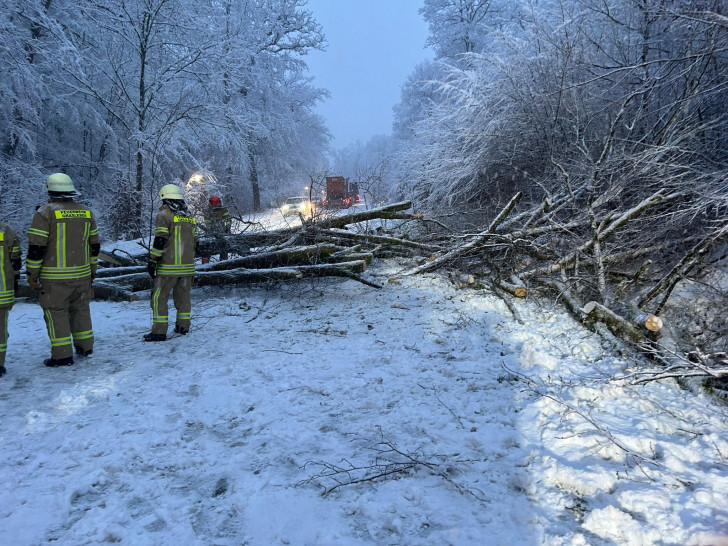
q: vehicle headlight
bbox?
[282,205,290,211]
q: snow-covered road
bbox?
[1,259,726,544]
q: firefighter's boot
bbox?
[44,357,74,367]
[75,345,93,357]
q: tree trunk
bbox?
[249,148,260,212]
[92,281,140,302]
[96,265,146,278]
[310,228,438,253]
[314,201,416,229]
[197,244,339,272]
[496,278,527,298]
[580,301,652,344]
[97,260,378,292]
[195,260,368,285]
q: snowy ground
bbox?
[1,258,727,545]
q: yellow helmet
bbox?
[159,184,184,200]
[46,173,76,194]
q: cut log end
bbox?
[513,287,527,298]
[643,314,663,332]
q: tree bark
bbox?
[249,147,260,212]
[96,265,147,278]
[310,228,439,252]
[324,252,374,266]
[98,260,377,292]
[314,201,416,229]
[580,301,651,344]
[92,281,140,302]
[194,261,376,287]
[496,278,527,298]
[197,243,339,272]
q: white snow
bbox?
[1,258,727,545]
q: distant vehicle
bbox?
[281,196,313,217]
[324,176,360,208]
[349,182,360,203]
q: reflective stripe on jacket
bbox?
[204,206,232,233]
[0,224,21,306]
[27,200,100,281]
[151,205,198,277]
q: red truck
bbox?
[324,176,360,208]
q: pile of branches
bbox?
[68,192,728,385]
[92,201,433,301]
[403,189,728,385]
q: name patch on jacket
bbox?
[174,215,196,224]
[55,210,91,219]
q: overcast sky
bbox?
[303,0,432,149]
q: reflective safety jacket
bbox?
[27,199,100,282]
[204,206,232,233]
[0,223,22,306]
[150,205,198,276]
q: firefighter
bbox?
[0,221,22,377]
[203,195,232,261]
[144,184,198,341]
[27,173,100,367]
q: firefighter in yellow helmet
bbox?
[0,219,22,377]
[144,183,198,341]
[27,173,100,367]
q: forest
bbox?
[2,0,728,382]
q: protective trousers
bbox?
[150,276,191,335]
[39,279,94,359]
[0,306,10,366]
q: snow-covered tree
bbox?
[0,0,84,229]
[394,0,728,226]
[420,0,512,59]
[0,0,329,237]
[194,0,328,212]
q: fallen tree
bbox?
[97,203,423,294]
[397,183,728,383]
[195,201,422,259]
[98,260,379,292]
[195,260,381,289]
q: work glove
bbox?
[28,276,40,291]
[147,261,157,279]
